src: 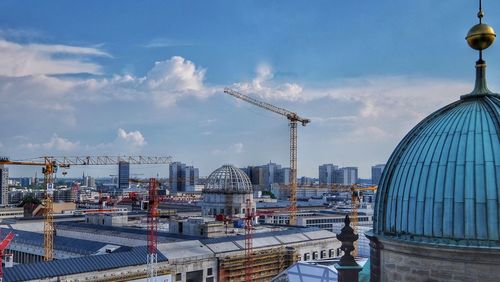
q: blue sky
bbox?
[0,0,498,178]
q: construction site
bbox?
[0,88,372,282]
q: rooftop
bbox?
[3,246,167,282]
[1,227,120,255]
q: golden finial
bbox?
[462,0,497,98]
[466,0,496,54]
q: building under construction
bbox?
[0,164,340,281]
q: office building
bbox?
[243,163,289,187]
[318,164,339,185]
[262,162,281,187]
[169,162,199,193]
[118,161,130,191]
[371,164,385,185]
[277,167,291,185]
[342,167,358,185]
[184,165,199,192]
[19,178,31,188]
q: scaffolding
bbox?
[218,247,298,282]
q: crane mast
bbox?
[223,88,310,225]
[0,155,172,261]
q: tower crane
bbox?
[223,88,310,225]
[0,155,172,261]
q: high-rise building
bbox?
[299,177,314,186]
[262,162,281,187]
[169,162,183,193]
[87,176,96,188]
[342,167,358,185]
[319,164,339,185]
[118,161,130,191]
[250,166,265,186]
[169,162,199,193]
[184,165,199,192]
[333,169,344,184]
[0,165,8,205]
[19,177,32,187]
[277,167,291,185]
[371,164,385,185]
[242,163,286,187]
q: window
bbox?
[329,249,335,258]
[303,253,310,261]
[176,273,182,281]
[312,252,318,260]
[206,278,214,282]
[207,268,213,276]
[321,250,326,259]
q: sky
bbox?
[0,0,499,179]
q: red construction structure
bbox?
[147,178,159,281]
[0,232,15,282]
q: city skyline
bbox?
[1,0,498,178]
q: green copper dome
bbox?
[374,86,500,247]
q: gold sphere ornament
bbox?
[466,23,496,50]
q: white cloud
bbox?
[22,134,80,152]
[233,64,304,101]
[310,115,357,124]
[231,142,244,154]
[89,128,148,154]
[116,128,147,147]
[212,142,244,155]
[142,38,193,48]
[145,56,213,107]
[200,118,217,125]
[0,39,109,77]
[0,49,216,137]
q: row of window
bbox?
[205,208,256,215]
[302,248,341,261]
[305,216,370,224]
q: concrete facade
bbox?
[85,213,129,226]
[372,236,500,282]
[202,191,255,218]
[168,217,228,238]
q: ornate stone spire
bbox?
[334,215,362,282]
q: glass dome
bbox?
[204,165,253,193]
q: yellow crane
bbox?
[0,155,172,261]
[223,88,310,225]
